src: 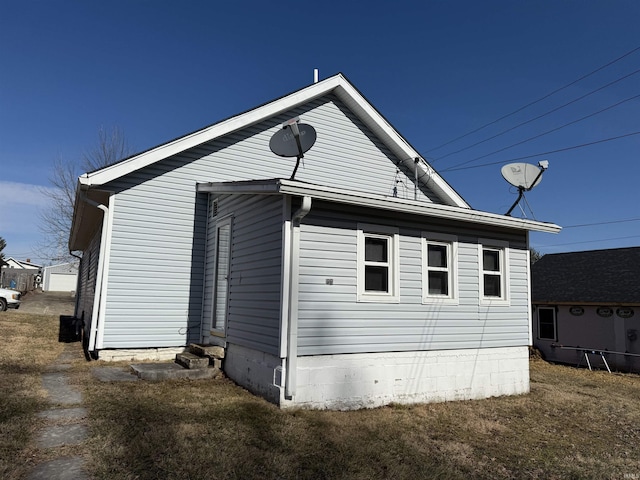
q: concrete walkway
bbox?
[28,343,90,480]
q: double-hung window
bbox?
[537,307,557,340]
[422,233,458,304]
[479,240,509,304]
[357,224,399,303]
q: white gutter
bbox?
[80,194,110,356]
[284,196,312,399]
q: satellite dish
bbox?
[269,123,317,158]
[269,118,317,180]
[501,161,548,216]
[501,163,543,189]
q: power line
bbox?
[563,218,640,229]
[427,45,640,154]
[441,93,640,170]
[441,130,640,172]
[534,234,640,249]
[434,68,640,163]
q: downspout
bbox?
[284,196,312,399]
[79,194,110,358]
[69,251,83,324]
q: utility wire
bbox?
[441,130,640,172]
[442,93,640,170]
[434,68,640,162]
[534,234,640,249]
[563,218,640,228]
[427,45,640,153]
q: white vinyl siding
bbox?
[203,194,284,356]
[75,228,101,331]
[297,202,530,356]
[95,94,439,349]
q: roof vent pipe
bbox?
[313,69,319,84]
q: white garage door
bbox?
[47,273,78,292]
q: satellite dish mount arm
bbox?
[504,164,546,216]
[288,122,304,181]
[505,186,525,216]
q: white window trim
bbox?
[478,239,510,306]
[422,232,458,305]
[537,306,557,341]
[357,223,400,303]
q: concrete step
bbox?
[189,343,225,359]
[175,352,209,369]
[130,363,221,381]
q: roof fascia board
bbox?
[533,301,640,306]
[197,179,561,233]
[79,76,344,188]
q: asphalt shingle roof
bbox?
[531,247,640,304]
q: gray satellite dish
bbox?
[269,123,317,157]
[269,118,317,180]
[501,163,544,189]
[501,161,548,216]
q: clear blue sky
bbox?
[1,0,639,264]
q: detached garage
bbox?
[43,262,79,292]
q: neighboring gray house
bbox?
[532,247,640,373]
[69,73,560,409]
[43,262,79,292]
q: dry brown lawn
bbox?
[2,312,640,479]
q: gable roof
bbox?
[2,257,42,269]
[197,178,561,233]
[77,73,469,209]
[532,247,640,304]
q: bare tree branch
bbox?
[36,127,133,263]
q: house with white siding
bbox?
[69,73,560,409]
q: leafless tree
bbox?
[0,236,6,264]
[37,127,133,263]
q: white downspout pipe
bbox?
[80,194,110,356]
[285,196,312,399]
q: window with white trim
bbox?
[357,224,399,303]
[537,307,557,340]
[479,240,509,304]
[422,233,458,304]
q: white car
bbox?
[0,288,21,311]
